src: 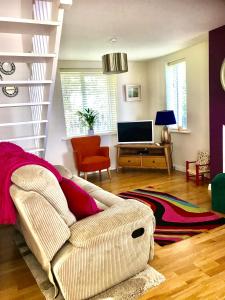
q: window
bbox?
[60,70,117,137]
[166,60,187,129]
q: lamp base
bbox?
[161,125,171,144]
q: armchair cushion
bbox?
[98,146,109,157]
[197,151,210,172]
[80,156,110,172]
[60,177,102,220]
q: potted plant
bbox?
[77,108,98,135]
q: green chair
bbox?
[212,173,225,213]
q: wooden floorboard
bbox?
[0,225,44,300]
[1,169,225,299]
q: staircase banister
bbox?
[59,0,73,9]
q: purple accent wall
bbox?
[209,25,225,178]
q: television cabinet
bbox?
[116,143,173,175]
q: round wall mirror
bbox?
[2,86,19,97]
[0,62,16,75]
[220,58,225,91]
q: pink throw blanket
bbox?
[0,142,62,224]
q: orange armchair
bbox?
[71,135,111,180]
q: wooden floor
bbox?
[1,169,225,299]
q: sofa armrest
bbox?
[98,146,109,157]
[53,199,155,299]
[69,199,155,248]
[10,185,71,262]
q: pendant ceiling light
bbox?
[102,38,128,74]
[102,52,128,74]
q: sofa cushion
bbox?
[54,165,73,179]
[90,189,124,207]
[60,177,102,220]
[11,165,76,226]
[71,175,102,194]
[95,199,108,210]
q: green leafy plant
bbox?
[77,108,98,130]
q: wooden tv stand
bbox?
[116,143,173,175]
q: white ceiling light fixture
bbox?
[102,37,128,74]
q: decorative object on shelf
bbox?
[0,61,19,97]
[155,110,176,144]
[220,58,225,91]
[0,62,16,75]
[2,86,19,97]
[77,108,98,135]
[102,37,128,74]
[102,52,128,74]
[125,85,141,101]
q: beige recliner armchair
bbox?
[10,165,155,300]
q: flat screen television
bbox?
[117,120,154,143]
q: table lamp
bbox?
[155,110,176,144]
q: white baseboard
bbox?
[174,164,186,172]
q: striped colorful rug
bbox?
[119,188,225,246]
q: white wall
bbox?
[46,60,149,172]
[147,40,209,171]
[117,62,149,121]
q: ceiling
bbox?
[59,0,225,61]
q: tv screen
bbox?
[117,120,154,143]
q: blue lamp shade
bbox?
[155,110,176,125]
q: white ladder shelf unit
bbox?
[0,1,72,156]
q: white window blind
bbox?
[166,60,187,129]
[60,70,117,137]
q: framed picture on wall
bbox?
[125,85,141,101]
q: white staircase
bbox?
[0,0,72,157]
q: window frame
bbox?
[165,59,188,131]
[60,68,118,138]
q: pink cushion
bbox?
[60,177,102,220]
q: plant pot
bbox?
[88,129,94,136]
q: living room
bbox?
[47,41,209,174]
[1,0,225,299]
